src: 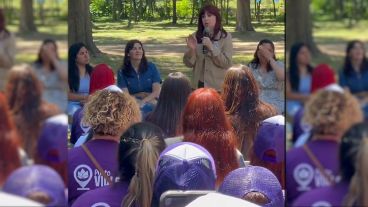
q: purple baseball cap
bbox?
[219,166,284,207]
[254,115,285,163]
[37,114,67,163]
[2,165,66,207]
[153,142,217,204]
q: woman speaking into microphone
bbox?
[183,4,233,91]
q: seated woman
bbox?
[70,63,115,145]
[32,39,67,112]
[117,39,161,117]
[292,123,368,207]
[248,39,285,114]
[181,88,239,186]
[145,72,192,137]
[339,40,368,120]
[286,43,313,117]
[67,43,93,116]
[72,122,166,207]
[222,65,277,159]
[5,65,60,161]
[286,88,363,205]
[68,88,141,205]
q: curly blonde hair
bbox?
[82,90,141,136]
[303,90,362,136]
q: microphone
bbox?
[203,27,210,54]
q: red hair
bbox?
[196,4,228,42]
[311,64,336,93]
[0,92,21,185]
[89,63,115,94]
[181,88,238,184]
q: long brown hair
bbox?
[222,65,277,158]
[181,88,238,185]
[5,65,60,158]
[0,92,21,185]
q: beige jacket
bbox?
[183,31,233,91]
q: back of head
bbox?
[2,165,66,206]
[82,89,141,137]
[6,65,42,114]
[148,72,192,137]
[120,122,166,207]
[303,89,363,137]
[182,88,238,183]
[219,166,284,207]
[89,64,115,94]
[222,65,276,157]
[152,142,217,207]
[311,64,336,93]
[35,114,68,184]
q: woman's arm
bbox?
[142,82,161,103]
[206,33,233,69]
[286,78,309,102]
[270,59,285,81]
[183,34,197,68]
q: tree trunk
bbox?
[236,0,255,32]
[68,0,100,56]
[286,0,319,54]
[19,0,37,33]
[112,0,118,21]
[226,0,229,25]
[190,0,196,25]
[172,0,177,24]
[272,0,276,18]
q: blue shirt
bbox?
[339,70,368,94]
[78,75,90,95]
[117,62,161,94]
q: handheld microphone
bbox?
[203,27,210,54]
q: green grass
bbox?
[91,20,285,79]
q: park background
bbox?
[286,0,368,145]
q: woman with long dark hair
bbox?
[286,42,314,117]
[339,40,368,119]
[181,88,239,185]
[145,72,192,137]
[117,39,161,117]
[67,42,93,116]
[33,39,67,111]
[5,65,60,160]
[183,4,233,91]
[222,65,277,159]
[249,39,284,114]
